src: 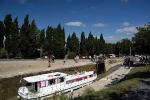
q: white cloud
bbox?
[92,23,108,27]
[115,26,138,35]
[65,21,86,27]
[122,0,128,2]
[122,22,130,26]
[17,0,27,3]
[104,36,121,43]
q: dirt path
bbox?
[0,59,94,78]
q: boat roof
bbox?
[23,72,67,83]
[65,71,93,81]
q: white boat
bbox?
[18,71,97,100]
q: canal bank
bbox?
[0,58,123,100]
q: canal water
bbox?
[6,64,121,100]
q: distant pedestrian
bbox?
[63,59,65,65]
[146,54,148,66]
[48,56,51,68]
[128,57,130,69]
[63,54,68,65]
[52,55,55,63]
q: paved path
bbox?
[67,65,132,98]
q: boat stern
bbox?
[18,87,37,99]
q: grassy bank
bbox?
[73,65,150,100]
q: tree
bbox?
[115,41,122,56]
[86,32,95,56]
[66,34,71,53]
[10,17,20,58]
[0,21,5,57]
[119,38,133,55]
[36,29,44,58]
[4,14,12,58]
[132,23,150,54]
[70,32,79,54]
[99,33,105,54]
[28,20,38,58]
[94,36,100,55]
[45,26,53,56]
[80,32,87,56]
[20,14,30,58]
[53,23,65,58]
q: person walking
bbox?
[63,54,68,65]
[48,56,51,68]
[52,55,55,63]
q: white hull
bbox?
[18,71,97,100]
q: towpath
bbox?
[0,59,95,79]
[67,65,132,98]
[0,58,123,79]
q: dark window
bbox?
[48,79,55,85]
[26,83,32,86]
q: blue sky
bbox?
[0,0,150,43]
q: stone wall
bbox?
[104,59,123,71]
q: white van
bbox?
[109,54,115,58]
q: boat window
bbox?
[58,77,64,83]
[66,80,72,84]
[48,79,55,85]
[76,77,82,81]
[54,74,61,76]
[26,83,32,86]
[89,74,93,77]
[84,76,87,79]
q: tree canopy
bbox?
[0,13,150,59]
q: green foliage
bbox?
[86,32,95,56]
[0,48,7,58]
[45,26,53,56]
[0,21,5,49]
[82,86,95,96]
[99,33,105,54]
[4,14,12,58]
[44,92,69,100]
[132,22,150,54]
[53,24,65,58]
[1,13,150,58]
[9,17,20,58]
[80,32,87,56]
[68,51,76,59]
[28,20,38,58]
[70,32,79,53]
[20,14,30,58]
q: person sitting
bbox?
[93,67,96,74]
[74,68,79,74]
